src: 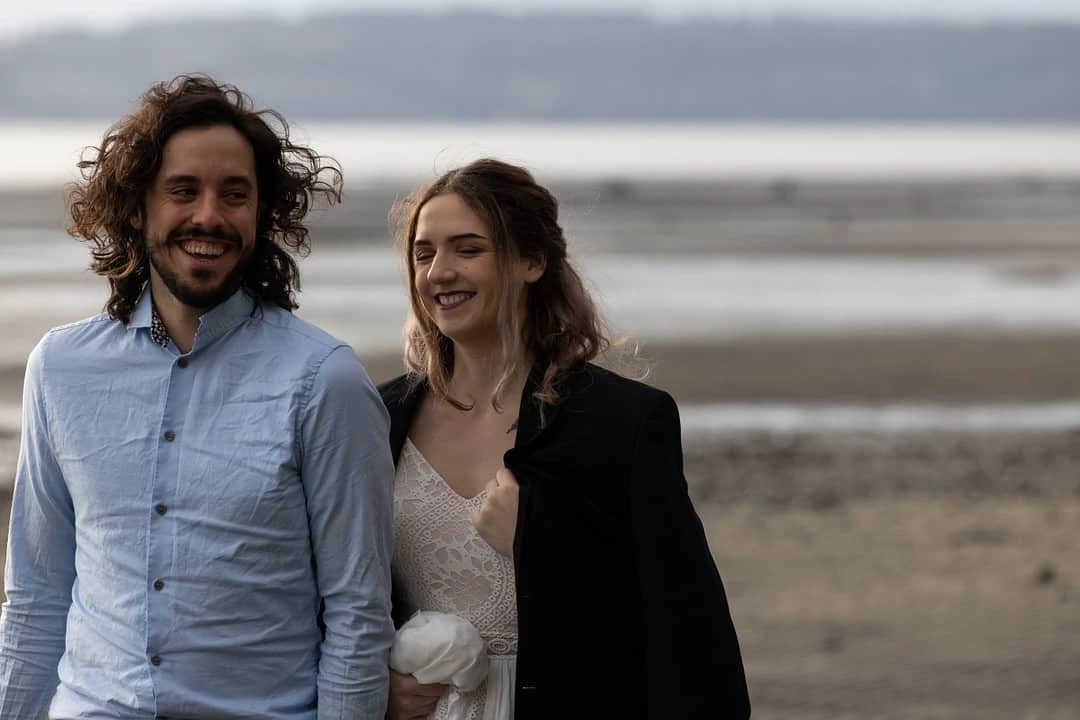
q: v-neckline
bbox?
[403,438,486,502]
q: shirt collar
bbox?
[129,286,156,329]
[130,286,258,351]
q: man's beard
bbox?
[147,228,251,310]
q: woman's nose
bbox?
[427,252,455,282]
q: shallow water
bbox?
[679,401,1080,434]
[4,236,1080,365]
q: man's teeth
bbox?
[437,293,471,306]
[181,240,227,257]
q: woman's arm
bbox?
[628,391,751,718]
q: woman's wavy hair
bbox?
[391,158,612,411]
[67,73,343,323]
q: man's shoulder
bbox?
[36,313,118,355]
[252,310,385,399]
[46,312,115,337]
[256,307,347,354]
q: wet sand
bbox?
[708,496,1080,719]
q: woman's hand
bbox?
[388,669,449,720]
[472,467,519,557]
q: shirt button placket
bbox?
[151,362,185,682]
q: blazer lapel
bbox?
[511,365,562,450]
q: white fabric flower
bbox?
[390,610,489,691]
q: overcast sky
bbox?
[3,0,1080,39]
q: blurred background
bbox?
[2,1,1079,717]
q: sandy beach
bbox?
[2,178,1080,717]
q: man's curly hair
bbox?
[67,74,343,323]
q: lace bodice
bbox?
[393,439,519,656]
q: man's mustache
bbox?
[167,227,241,245]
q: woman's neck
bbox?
[447,344,532,411]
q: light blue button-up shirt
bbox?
[0,288,395,719]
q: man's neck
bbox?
[149,284,204,354]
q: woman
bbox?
[381,158,750,720]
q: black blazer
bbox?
[380,363,751,719]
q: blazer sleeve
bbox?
[629,391,751,719]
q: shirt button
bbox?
[153,579,165,591]
[163,431,176,442]
[154,503,167,516]
[150,655,162,666]
[177,357,189,368]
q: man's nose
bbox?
[190,193,225,229]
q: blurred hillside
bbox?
[1,11,1077,121]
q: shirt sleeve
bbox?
[0,336,75,719]
[628,391,752,719]
[299,345,395,719]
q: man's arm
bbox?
[0,337,76,719]
[300,345,395,719]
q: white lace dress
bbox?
[393,439,518,720]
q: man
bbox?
[0,75,395,719]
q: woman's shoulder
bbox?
[377,372,424,410]
[558,362,676,418]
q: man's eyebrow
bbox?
[162,174,199,185]
[221,175,254,188]
[161,174,254,188]
[413,232,487,245]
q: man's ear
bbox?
[130,210,143,231]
